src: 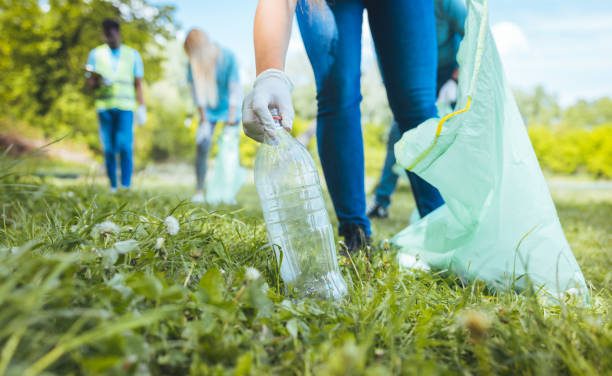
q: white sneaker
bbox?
[191,192,205,203]
[110,187,118,194]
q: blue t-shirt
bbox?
[436,0,467,70]
[86,45,144,79]
[187,47,240,122]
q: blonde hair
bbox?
[184,28,220,108]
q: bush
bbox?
[585,125,612,178]
[135,99,194,166]
[528,124,612,178]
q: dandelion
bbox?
[164,216,179,236]
[155,237,165,250]
[91,220,120,238]
[245,267,261,281]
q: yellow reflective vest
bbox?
[91,44,137,111]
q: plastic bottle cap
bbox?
[270,108,283,128]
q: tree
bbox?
[513,85,561,126]
[0,0,176,144]
[561,98,612,128]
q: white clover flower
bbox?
[155,237,165,250]
[398,253,430,273]
[245,267,261,281]
[91,220,120,238]
[164,216,180,236]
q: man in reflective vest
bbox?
[86,19,146,192]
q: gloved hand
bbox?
[136,105,147,126]
[242,69,294,142]
[226,117,240,126]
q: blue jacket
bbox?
[436,0,467,70]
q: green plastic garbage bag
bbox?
[206,126,246,205]
[392,0,588,302]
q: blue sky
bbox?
[167,0,612,105]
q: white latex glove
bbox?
[136,105,147,126]
[196,121,213,144]
[242,69,294,142]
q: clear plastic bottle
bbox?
[254,109,348,299]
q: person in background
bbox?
[86,19,146,192]
[367,0,466,219]
[184,29,242,203]
[437,67,459,110]
[243,0,444,251]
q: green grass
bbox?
[0,158,610,375]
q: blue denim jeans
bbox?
[195,121,218,191]
[98,109,134,188]
[374,65,457,213]
[297,0,440,236]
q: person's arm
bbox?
[134,51,147,125]
[187,63,207,124]
[134,78,145,106]
[254,0,297,74]
[133,51,145,106]
[242,0,297,142]
[197,106,206,124]
[85,51,101,91]
[86,73,101,91]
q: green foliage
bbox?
[514,85,562,126]
[238,129,260,169]
[135,96,193,164]
[363,122,388,178]
[0,158,610,375]
[562,98,612,129]
[512,86,612,178]
[529,124,612,178]
[292,84,317,121]
[585,125,612,178]
[42,83,100,151]
[0,0,176,140]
